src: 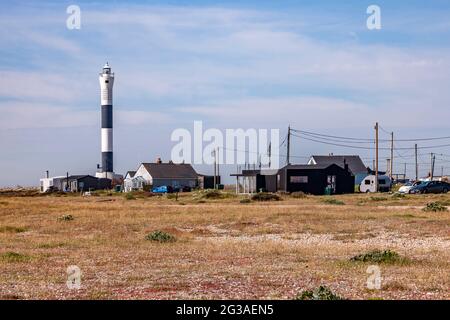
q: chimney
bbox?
[156,157,162,164]
[344,159,349,172]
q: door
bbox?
[327,175,336,193]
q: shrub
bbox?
[291,191,307,199]
[240,198,251,204]
[125,193,136,200]
[295,286,343,300]
[322,198,345,205]
[58,214,74,221]
[0,252,31,263]
[193,189,231,200]
[251,192,281,201]
[391,193,406,199]
[423,202,448,212]
[145,230,176,243]
[350,249,403,263]
[0,226,27,233]
[370,196,388,201]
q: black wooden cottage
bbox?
[277,163,354,195]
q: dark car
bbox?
[409,181,450,194]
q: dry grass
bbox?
[0,191,449,300]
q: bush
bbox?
[0,252,31,263]
[145,230,176,243]
[350,249,403,263]
[423,202,448,212]
[291,191,307,199]
[322,198,345,205]
[0,226,27,233]
[370,196,388,201]
[295,286,343,300]
[240,198,251,204]
[125,193,136,200]
[58,214,74,221]
[391,193,406,199]
[251,192,281,201]
[193,189,231,200]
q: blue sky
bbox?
[1,0,450,186]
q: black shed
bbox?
[277,163,354,195]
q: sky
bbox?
[1,0,450,186]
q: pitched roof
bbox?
[141,163,198,179]
[125,171,136,178]
[310,155,367,174]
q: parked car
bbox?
[409,181,450,194]
[360,175,391,193]
[152,185,173,194]
[398,181,425,194]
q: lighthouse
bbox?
[96,63,115,179]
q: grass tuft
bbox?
[350,249,405,264]
[0,252,31,263]
[322,198,345,205]
[295,286,344,300]
[290,191,307,199]
[145,230,176,243]
[58,214,74,221]
[422,202,448,212]
[251,192,281,202]
[0,226,27,233]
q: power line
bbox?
[292,132,450,150]
[291,128,450,143]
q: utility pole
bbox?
[268,142,271,168]
[415,144,418,181]
[404,163,407,180]
[286,125,291,165]
[217,147,220,186]
[375,122,379,192]
[431,153,435,181]
[213,149,217,189]
[390,132,394,181]
[430,152,434,181]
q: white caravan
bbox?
[360,175,391,193]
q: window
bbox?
[365,179,371,185]
[378,179,386,185]
[290,176,308,183]
[105,80,109,83]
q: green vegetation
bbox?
[193,189,233,200]
[145,230,176,243]
[350,249,405,264]
[322,198,345,205]
[125,193,136,200]
[423,202,448,212]
[0,252,31,263]
[391,193,406,199]
[251,192,281,201]
[58,214,74,221]
[290,191,307,198]
[0,226,27,233]
[370,196,388,201]
[295,286,344,300]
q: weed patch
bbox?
[0,226,27,233]
[58,214,74,221]
[0,252,31,263]
[145,230,176,243]
[423,202,448,212]
[350,249,406,264]
[251,193,281,201]
[322,198,345,205]
[295,286,344,300]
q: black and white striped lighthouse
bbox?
[98,63,114,178]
